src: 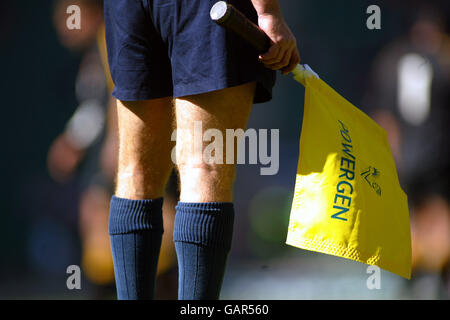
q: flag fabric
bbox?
[286,67,412,279]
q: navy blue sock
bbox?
[108,196,164,300]
[173,202,234,300]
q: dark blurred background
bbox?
[0,0,449,299]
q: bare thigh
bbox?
[175,82,256,202]
[115,97,175,199]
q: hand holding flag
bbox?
[211,1,412,279]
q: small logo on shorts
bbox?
[361,166,381,196]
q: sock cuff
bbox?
[109,196,164,235]
[173,202,234,250]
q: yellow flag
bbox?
[286,68,412,279]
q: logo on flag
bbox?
[361,166,381,196]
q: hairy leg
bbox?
[173,82,255,299]
[116,98,175,199]
[175,82,256,202]
[110,97,174,300]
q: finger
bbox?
[263,43,288,67]
[281,49,301,75]
[259,44,279,62]
[281,52,299,75]
[266,46,293,70]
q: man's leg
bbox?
[109,97,174,300]
[174,82,256,299]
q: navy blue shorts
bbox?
[104,0,276,103]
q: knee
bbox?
[177,162,236,202]
[116,164,172,199]
[178,160,235,183]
